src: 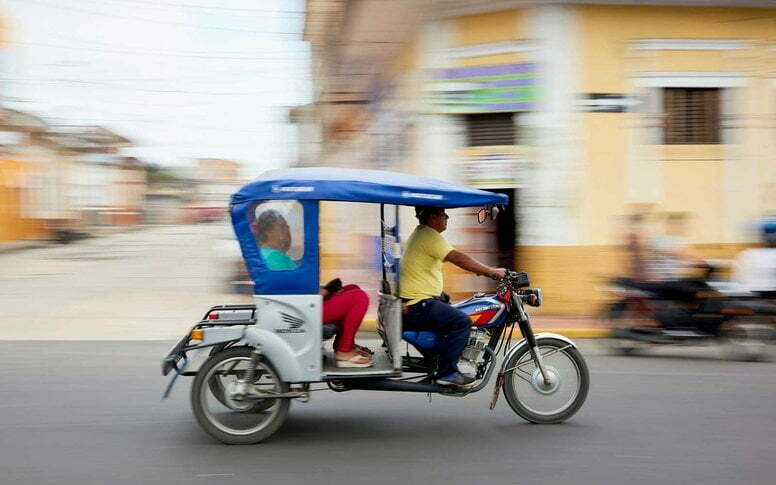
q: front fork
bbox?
[517,309,552,386]
[489,309,551,410]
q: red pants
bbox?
[322,284,369,352]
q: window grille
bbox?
[663,88,721,144]
[465,112,516,146]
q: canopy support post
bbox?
[394,204,400,296]
[380,204,391,294]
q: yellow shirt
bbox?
[399,224,454,305]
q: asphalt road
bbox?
[1,340,775,485]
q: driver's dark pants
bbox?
[403,298,471,378]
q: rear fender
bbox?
[499,333,578,374]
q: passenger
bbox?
[320,279,374,367]
[252,209,373,368]
[624,212,650,283]
[400,206,505,389]
[253,209,297,270]
[642,212,708,299]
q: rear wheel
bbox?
[206,347,274,413]
[191,348,290,444]
[207,370,276,413]
[503,338,589,424]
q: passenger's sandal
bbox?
[354,345,374,356]
[335,354,374,368]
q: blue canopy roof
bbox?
[231,167,508,208]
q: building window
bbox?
[663,88,721,144]
[250,201,304,271]
[465,112,516,146]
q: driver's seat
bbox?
[402,331,442,351]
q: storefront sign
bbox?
[576,93,642,112]
[458,146,526,188]
[427,63,536,114]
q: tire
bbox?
[601,301,650,356]
[191,348,290,444]
[503,338,589,424]
[721,317,775,362]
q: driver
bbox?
[401,206,506,389]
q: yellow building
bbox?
[0,110,52,243]
[300,0,776,314]
[0,157,45,242]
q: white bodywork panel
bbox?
[245,294,323,383]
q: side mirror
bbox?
[477,205,501,224]
[477,208,488,224]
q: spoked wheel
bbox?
[721,317,775,362]
[502,338,589,424]
[208,368,275,413]
[191,348,290,444]
[601,301,654,356]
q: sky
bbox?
[1,0,311,174]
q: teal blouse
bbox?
[260,247,298,271]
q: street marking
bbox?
[196,473,235,478]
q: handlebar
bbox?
[495,270,542,306]
[496,270,530,288]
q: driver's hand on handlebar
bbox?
[488,267,507,280]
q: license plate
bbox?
[161,356,189,400]
[161,334,189,376]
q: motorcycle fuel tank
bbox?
[453,294,507,328]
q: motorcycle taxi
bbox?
[161,168,590,444]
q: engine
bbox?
[461,328,489,366]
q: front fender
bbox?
[499,333,579,374]
[243,327,320,383]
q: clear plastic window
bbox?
[250,201,304,271]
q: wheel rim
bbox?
[199,357,284,436]
[725,323,772,358]
[510,345,581,417]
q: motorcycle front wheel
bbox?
[600,301,653,355]
[191,348,290,444]
[721,317,775,362]
[502,338,589,424]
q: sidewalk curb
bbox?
[358,319,611,338]
[0,240,51,254]
[0,224,154,254]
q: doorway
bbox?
[486,188,517,271]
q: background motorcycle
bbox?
[600,266,776,361]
